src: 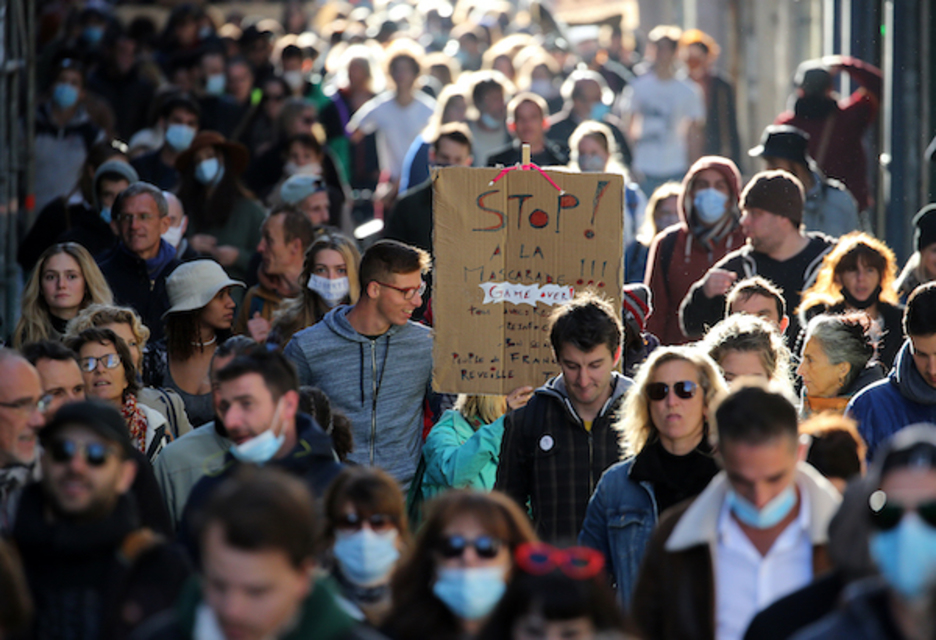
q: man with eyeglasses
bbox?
[792,424,936,640]
[10,400,189,638]
[632,383,841,640]
[285,240,433,488]
[96,182,181,342]
[0,349,46,535]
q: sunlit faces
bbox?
[34,357,85,419]
[40,424,135,519]
[40,252,86,318]
[200,288,237,332]
[372,270,424,327]
[910,332,936,389]
[797,338,848,398]
[312,249,347,280]
[78,341,128,405]
[0,359,45,466]
[202,523,314,640]
[653,195,680,232]
[577,135,609,171]
[258,215,292,276]
[556,343,618,417]
[720,435,800,510]
[117,193,171,261]
[299,191,330,227]
[836,258,882,304]
[217,372,293,447]
[102,322,142,372]
[435,514,511,573]
[648,359,707,455]
[717,349,770,384]
[431,137,472,168]
[690,168,731,198]
[740,207,786,255]
[513,101,546,147]
[728,293,783,329]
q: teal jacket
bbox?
[421,409,505,500]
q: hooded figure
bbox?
[644,156,744,345]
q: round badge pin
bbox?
[539,434,555,452]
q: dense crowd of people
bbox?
[2,2,936,640]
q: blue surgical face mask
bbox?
[99,206,112,224]
[432,566,506,621]
[479,112,501,130]
[53,83,79,110]
[727,485,797,529]
[229,428,285,464]
[590,102,610,121]
[693,187,730,224]
[578,153,606,173]
[333,528,400,586]
[308,274,349,306]
[205,73,226,96]
[869,513,936,600]
[165,123,196,152]
[195,158,223,185]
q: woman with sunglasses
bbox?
[579,346,727,610]
[66,327,171,463]
[322,466,410,627]
[383,490,537,640]
[481,543,627,640]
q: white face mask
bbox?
[283,70,304,91]
[284,161,321,177]
[161,223,185,248]
[308,274,349,306]
[229,399,287,464]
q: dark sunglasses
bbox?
[868,489,936,530]
[515,542,605,580]
[48,439,114,467]
[437,534,502,559]
[647,380,698,401]
[335,512,394,532]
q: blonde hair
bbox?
[13,243,113,348]
[617,346,727,456]
[64,303,151,353]
[798,231,899,317]
[454,394,507,426]
[271,233,361,345]
[636,182,682,245]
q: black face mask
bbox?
[840,284,881,310]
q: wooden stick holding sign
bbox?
[432,165,624,395]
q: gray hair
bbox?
[112,182,168,219]
[804,313,875,389]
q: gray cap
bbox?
[280,174,326,206]
[93,160,139,210]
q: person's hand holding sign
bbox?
[506,386,535,412]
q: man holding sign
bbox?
[495,291,632,543]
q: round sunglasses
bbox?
[646,380,699,402]
[437,534,502,559]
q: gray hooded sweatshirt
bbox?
[284,305,433,486]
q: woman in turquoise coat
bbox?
[422,385,533,499]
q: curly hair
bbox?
[798,231,898,317]
[65,326,141,398]
[803,313,876,391]
[616,345,728,457]
[64,303,151,356]
[703,313,793,390]
[13,243,113,348]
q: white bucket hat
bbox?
[163,260,245,317]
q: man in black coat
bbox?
[96,183,180,342]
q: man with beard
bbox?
[11,401,189,639]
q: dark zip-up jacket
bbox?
[495,373,631,544]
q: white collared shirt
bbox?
[715,482,814,640]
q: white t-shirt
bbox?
[349,91,436,180]
[618,70,705,177]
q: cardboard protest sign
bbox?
[432,166,624,394]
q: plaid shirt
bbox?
[495,373,631,544]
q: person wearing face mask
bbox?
[631,382,841,640]
[131,93,201,192]
[798,232,904,370]
[160,191,199,261]
[176,131,266,283]
[644,156,744,345]
[34,58,106,214]
[323,467,411,627]
[382,490,538,640]
[467,72,513,168]
[790,424,936,640]
[268,233,361,349]
[547,70,632,165]
[177,346,343,562]
[235,206,316,343]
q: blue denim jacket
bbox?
[578,457,658,610]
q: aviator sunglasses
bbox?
[437,534,502,559]
[868,489,936,530]
[646,380,699,401]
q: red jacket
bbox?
[645,156,744,346]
